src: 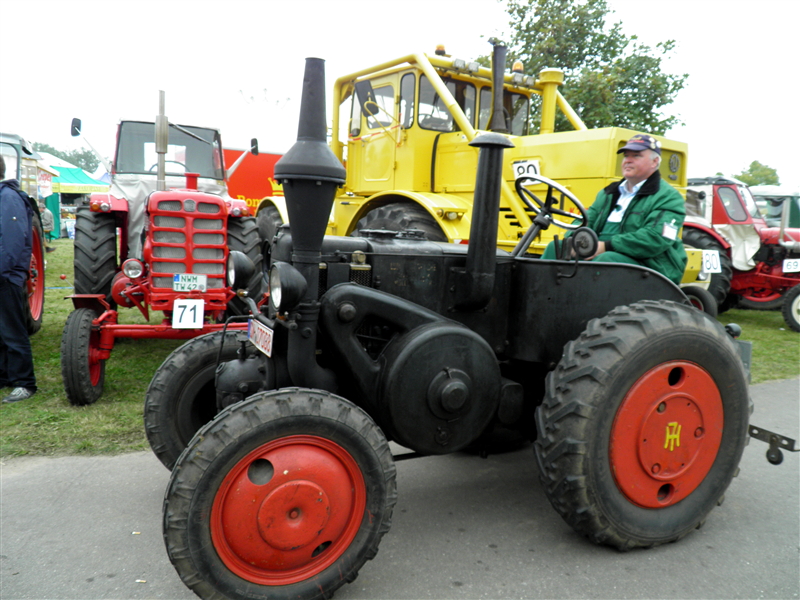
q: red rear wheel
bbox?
[610,362,723,508]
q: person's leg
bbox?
[591,250,644,267]
[0,279,36,391]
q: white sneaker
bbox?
[2,387,35,403]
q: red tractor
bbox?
[684,177,800,329]
[62,99,265,405]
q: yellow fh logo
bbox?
[664,422,681,452]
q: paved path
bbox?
[2,379,798,600]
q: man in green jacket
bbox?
[542,134,687,285]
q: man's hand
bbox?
[588,240,606,260]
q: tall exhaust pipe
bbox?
[274,57,346,391]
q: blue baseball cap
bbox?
[618,134,662,155]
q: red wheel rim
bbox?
[610,362,723,508]
[27,228,45,321]
[211,435,366,585]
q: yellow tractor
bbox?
[256,41,705,288]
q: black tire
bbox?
[24,211,45,335]
[74,207,117,305]
[781,285,800,332]
[61,308,105,406]
[718,293,740,314]
[226,216,265,315]
[682,228,732,307]
[164,388,397,600]
[535,300,749,550]
[256,204,283,271]
[353,202,447,241]
[144,330,256,470]
[682,285,719,318]
[738,293,784,311]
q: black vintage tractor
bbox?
[151,56,763,600]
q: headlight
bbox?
[269,261,307,313]
[227,251,256,290]
[122,259,144,279]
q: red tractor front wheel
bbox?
[61,308,106,405]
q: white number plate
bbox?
[172,299,204,329]
[173,273,207,292]
[702,250,722,274]
[249,319,273,357]
[513,160,541,180]
[784,258,800,273]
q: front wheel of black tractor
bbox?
[352,202,447,241]
[682,228,732,309]
[144,330,257,470]
[226,216,265,315]
[164,388,397,600]
[73,207,118,306]
[61,308,106,405]
[535,301,750,550]
[780,285,800,332]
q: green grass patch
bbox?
[1,237,798,459]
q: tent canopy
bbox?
[52,166,109,194]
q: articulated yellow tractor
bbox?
[255,40,704,285]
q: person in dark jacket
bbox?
[0,155,37,403]
[542,134,687,284]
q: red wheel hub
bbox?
[610,362,723,508]
[211,435,366,585]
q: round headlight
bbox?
[122,259,144,279]
[269,262,307,313]
[227,251,256,290]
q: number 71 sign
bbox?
[172,299,205,329]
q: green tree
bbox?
[501,0,687,134]
[33,143,100,173]
[734,161,780,186]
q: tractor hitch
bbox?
[748,425,798,465]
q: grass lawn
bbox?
[1,237,798,459]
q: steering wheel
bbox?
[515,174,587,230]
[512,174,589,257]
[149,160,188,172]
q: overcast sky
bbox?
[1,0,797,188]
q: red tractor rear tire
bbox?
[535,301,749,549]
[682,228,732,308]
[73,207,117,306]
[226,216,265,315]
[163,389,397,600]
[24,211,45,334]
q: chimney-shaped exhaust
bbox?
[273,58,345,392]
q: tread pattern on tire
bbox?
[534,300,749,550]
[225,216,265,315]
[73,207,117,301]
[780,285,800,332]
[164,388,398,600]
[61,308,104,405]
[354,202,447,241]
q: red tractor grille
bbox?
[144,193,229,297]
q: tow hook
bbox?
[748,425,799,465]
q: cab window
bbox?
[418,75,475,132]
[718,186,748,221]
[365,85,395,130]
[399,73,415,129]
[478,88,530,136]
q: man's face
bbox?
[621,150,659,185]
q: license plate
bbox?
[783,258,800,273]
[249,319,273,357]
[173,273,207,292]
